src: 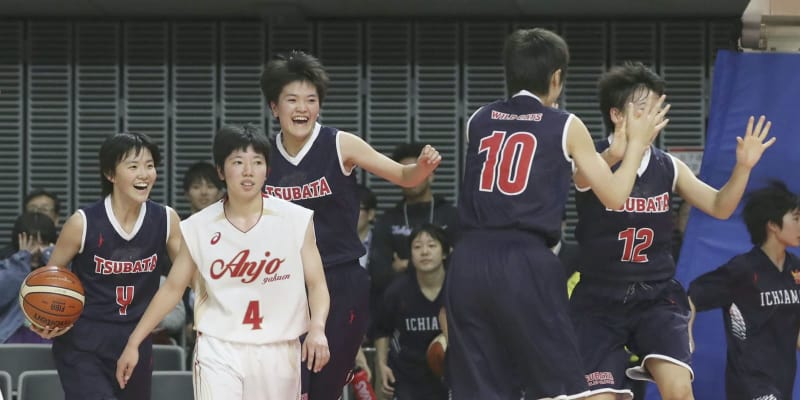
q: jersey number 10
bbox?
[478,130,537,195]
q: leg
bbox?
[193,334,244,400]
[645,359,693,400]
[306,263,370,400]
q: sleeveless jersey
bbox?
[459,91,573,244]
[72,197,169,323]
[575,138,678,282]
[183,195,311,344]
[264,123,363,268]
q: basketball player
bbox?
[375,224,449,400]
[570,62,775,400]
[688,181,800,400]
[444,28,669,400]
[33,132,183,400]
[260,50,441,400]
[116,124,330,400]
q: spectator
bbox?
[0,212,57,344]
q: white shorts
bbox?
[193,333,302,400]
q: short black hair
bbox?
[99,132,161,196]
[260,50,330,106]
[503,28,569,97]
[11,212,57,250]
[743,180,800,246]
[391,143,425,163]
[23,188,61,217]
[182,161,224,193]
[213,124,271,173]
[597,61,665,134]
[357,184,377,210]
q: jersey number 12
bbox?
[478,130,537,195]
[618,227,654,263]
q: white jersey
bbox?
[182,195,312,344]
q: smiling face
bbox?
[270,80,321,145]
[107,148,157,203]
[187,178,223,213]
[218,145,268,201]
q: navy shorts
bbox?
[444,230,588,400]
[53,318,153,400]
[302,261,370,400]
[569,278,693,396]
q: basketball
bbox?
[426,333,447,378]
[19,266,85,330]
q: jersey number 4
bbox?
[618,227,654,263]
[478,130,537,195]
[243,300,264,330]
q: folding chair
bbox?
[17,370,64,400]
[0,370,11,400]
[151,371,193,400]
[0,344,56,394]
[152,344,186,371]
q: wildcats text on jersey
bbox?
[264,177,332,201]
[209,249,291,284]
[606,192,670,214]
[93,254,158,275]
[490,110,543,121]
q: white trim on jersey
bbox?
[667,153,680,192]
[164,205,175,245]
[335,131,355,176]
[561,114,576,167]
[77,209,87,254]
[276,123,322,166]
[104,195,147,241]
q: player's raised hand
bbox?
[302,326,330,373]
[417,144,442,172]
[624,94,670,147]
[116,344,140,389]
[736,115,775,169]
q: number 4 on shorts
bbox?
[243,300,263,330]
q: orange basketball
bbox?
[426,333,447,378]
[19,266,85,330]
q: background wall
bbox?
[0,18,735,239]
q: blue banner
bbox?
[646,50,800,399]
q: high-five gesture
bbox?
[624,94,670,148]
[736,115,775,169]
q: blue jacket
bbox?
[0,248,53,343]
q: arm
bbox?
[0,250,35,307]
[47,212,84,270]
[676,115,774,219]
[375,336,396,396]
[438,306,448,340]
[573,134,628,190]
[688,296,697,353]
[116,238,196,388]
[300,219,331,373]
[338,132,441,188]
[154,276,186,335]
[165,208,183,261]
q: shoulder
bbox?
[182,202,223,229]
[264,195,313,219]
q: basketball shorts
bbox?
[194,333,302,400]
[301,260,370,400]
[53,318,152,400]
[569,278,693,398]
[444,230,589,400]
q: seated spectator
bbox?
[0,212,57,344]
[182,161,224,218]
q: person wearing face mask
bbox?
[260,50,442,400]
[374,224,449,400]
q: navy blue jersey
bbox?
[689,248,800,400]
[459,92,573,244]
[375,274,445,394]
[72,197,168,323]
[265,124,363,268]
[575,139,677,282]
